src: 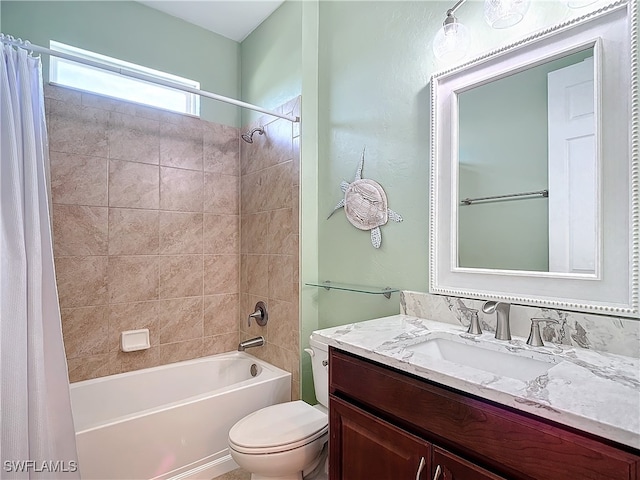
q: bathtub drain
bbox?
[250,364,258,377]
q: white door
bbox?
[547,56,597,274]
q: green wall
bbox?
[314,0,587,332]
[1,1,240,125]
[240,0,302,126]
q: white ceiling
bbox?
[137,1,285,42]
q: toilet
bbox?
[228,337,329,480]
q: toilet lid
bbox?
[228,401,328,454]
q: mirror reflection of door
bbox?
[547,57,596,274]
[457,48,596,273]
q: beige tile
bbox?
[158,110,202,128]
[109,301,159,352]
[159,338,203,365]
[243,254,269,298]
[44,84,82,104]
[203,333,238,356]
[263,162,293,211]
[203,123,239,175]
[81,91,136,115]
[50,152,108,206]
[204,172,239,214]
[48,101,108,157]
[129,104,166,122]
[108,112,160,165]
[109,160,159,209]
[240,169,263,215]
[160,167,203,212]
[291,380,300,401]
[268,299,298,352]
[159,212,203,254]
[160,122,203,171]
[262,118,294,166]
[108,208,159,255]
[52,205,108,256]
[204,255,239,295]
[292,187,300,233]
[67,353,111,383]
[268,255,294,302]
[292,235,300,282]
[61,306,109,358]
[263,343,298,379]
[292,136,300,186]
[267,208,293,255]
[158,297,203,344]
[240,212,268,254]
[108,256,159,304]
[239,125,267,176]
[55,256,108,308]
[111,348,160,374]
[159,255,203,299]
[204,214,239,254]
[204,293,239,336]
[240,118,293,176]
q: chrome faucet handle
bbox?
[466,309,482,335]
[248,301,268,327]
[526,318,559,347]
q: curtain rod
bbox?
[0,34,300,123]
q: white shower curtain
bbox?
[0,43,79,478]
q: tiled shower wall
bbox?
[239,97,301,399]
[45,84,241,382]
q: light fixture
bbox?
[433,0,534,63]
[483,0,531,29]
[432,0,471,62]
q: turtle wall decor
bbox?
[328,148,403,248]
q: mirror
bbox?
[429,1,639,318]
[457,48,596,273]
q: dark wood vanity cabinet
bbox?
[329,348,640,480]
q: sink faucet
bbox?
[482,301,511,341]
[237,336,265,352]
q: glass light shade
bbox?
[561,0,600,8]
[484,0,530,29]
[432,21,471,63]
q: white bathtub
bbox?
[70,352,291,480]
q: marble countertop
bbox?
[312,314,640,449]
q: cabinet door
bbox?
[330,395,430,480]
[432,447,506,480]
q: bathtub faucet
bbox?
[238,336,265,352]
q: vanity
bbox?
[313,314,640,480]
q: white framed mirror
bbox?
[429,0,639,318]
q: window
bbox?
[49,41,200,116]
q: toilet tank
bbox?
[308,337,329,408]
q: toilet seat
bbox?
[228,400,328,455]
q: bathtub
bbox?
[70,352,291,480]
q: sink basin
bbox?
[406,337,553,382]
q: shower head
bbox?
[241,126,265,144]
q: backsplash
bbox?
[401,291,640,359]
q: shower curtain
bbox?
[0,43,79,478]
